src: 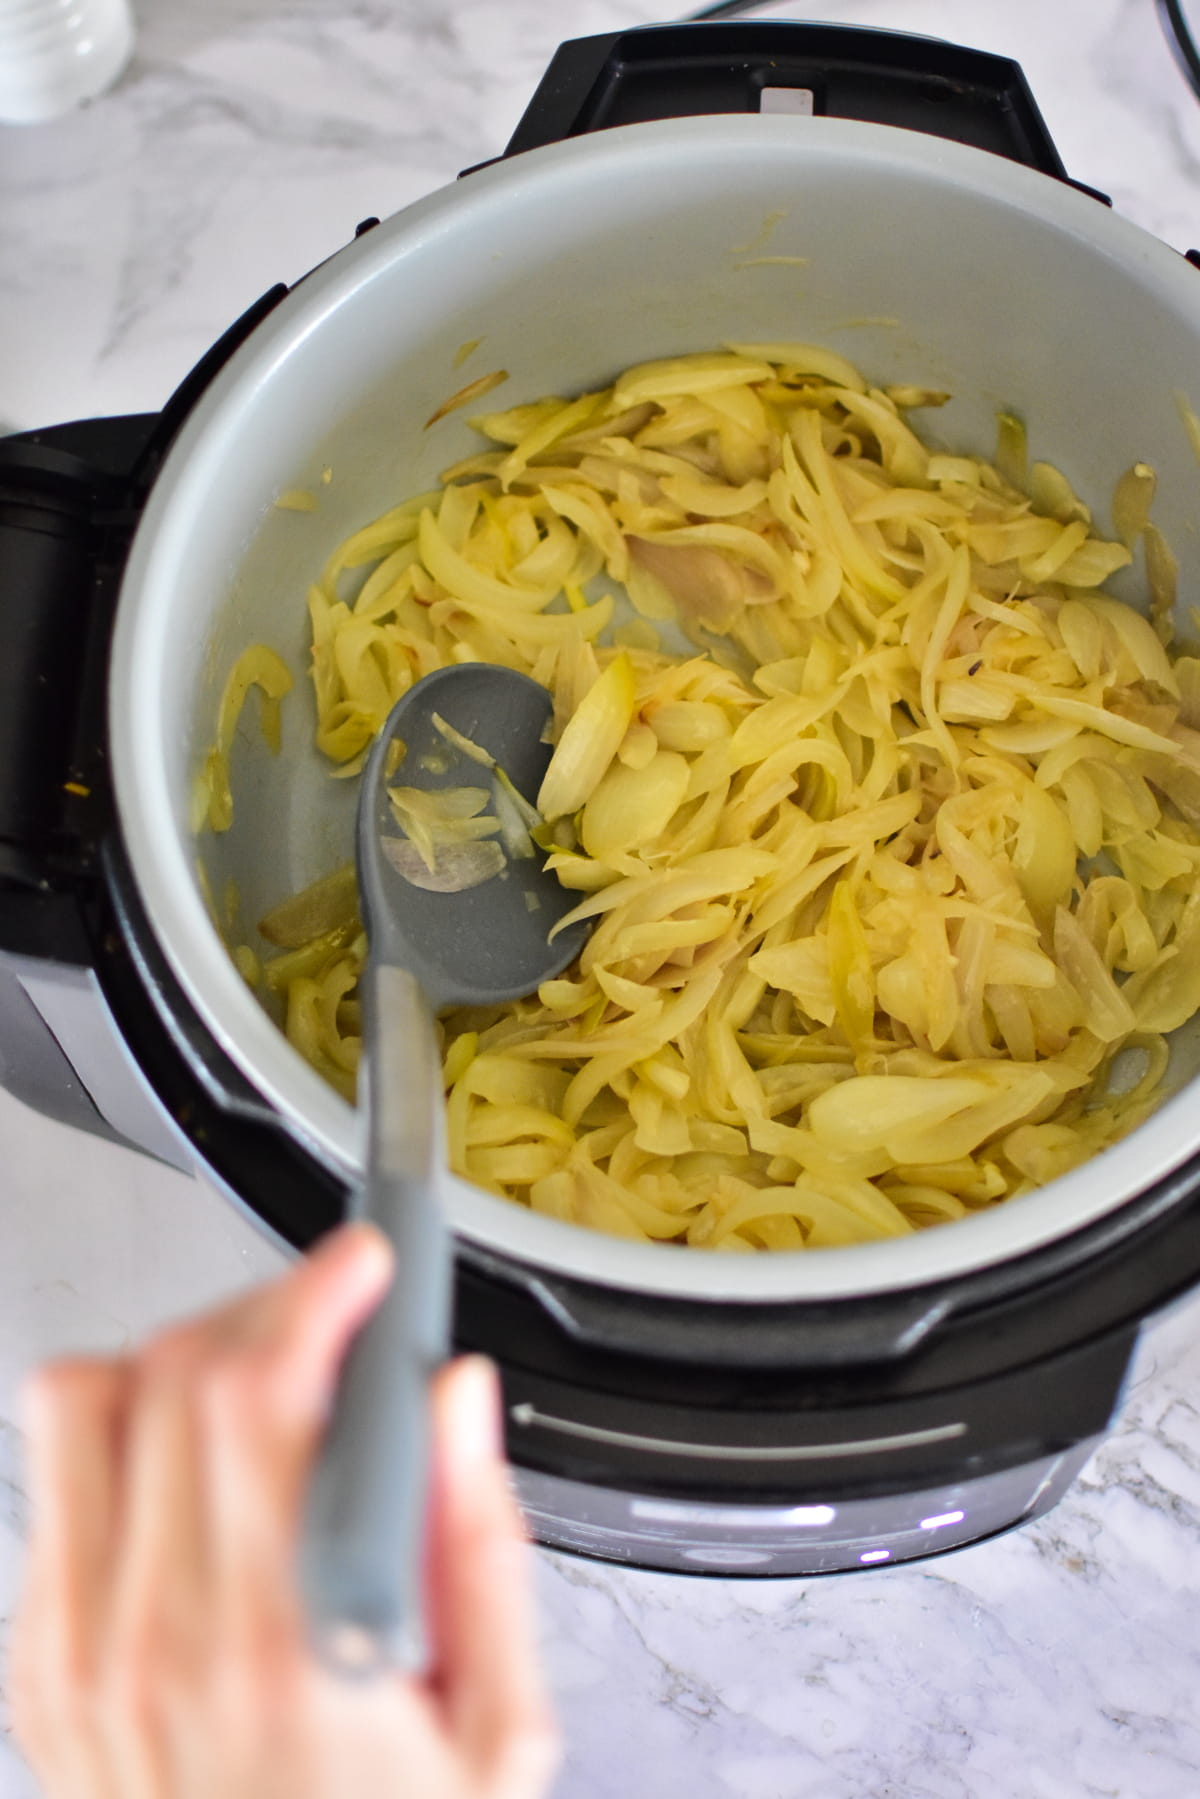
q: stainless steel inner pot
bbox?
[109,112,1200,1304]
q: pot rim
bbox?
[110,111,1200,1303]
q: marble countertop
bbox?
[3,0,1200,1794]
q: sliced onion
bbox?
[259,863,357,948]
[381,836,506,893]
[537,651,636,822]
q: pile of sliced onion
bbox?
[209,346,1200,1249]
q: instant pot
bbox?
[4,21,1200,1577]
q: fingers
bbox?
[13,1357,132,1795]
[15,1237,559,1799]
[426,1358,561,1797]
[15,1227,460,1799]
[20,1358,131,1665]
[108,1339,213,1679]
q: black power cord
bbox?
[1159,0,1200,100]
[689,0,1200,107]
[687,0,785,17]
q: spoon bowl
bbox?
[360,662,591,1009]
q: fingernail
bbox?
[344,1220,394,1273]
[313,1220,393,1281]
[453,1355,504,1466]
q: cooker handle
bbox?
[0,283,291,965]
[501,21,1072,182]
[0,285,294,1160]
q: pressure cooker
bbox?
[3,21,1200,1576]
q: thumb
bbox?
[199,1224,396,1623]
[277,1221,396,1416]
[208,1221,395,1427]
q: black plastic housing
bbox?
[505,22,1070,178]
[0,287,288,966]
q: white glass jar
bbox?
[0,0,134,125]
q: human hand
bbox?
[11,1223,560,1799]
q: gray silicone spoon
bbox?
[299,663,589,1676]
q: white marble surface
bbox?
[3,0,1200,1794]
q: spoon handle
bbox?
[299,962,453,1675]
